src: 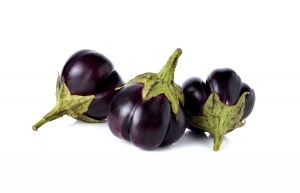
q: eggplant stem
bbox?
[32,106,65,131]
[157,48,182,83]
[32,118,46,131]
[32,75,99,130]
[213,135,224,151]
[188,92,249,151]
[32,117,59,131]
[112,48,184,118]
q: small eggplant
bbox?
[107,48,186,150]
[182,68,255,151]
[32,49,124,130]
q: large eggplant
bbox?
[107,48,186,150]
[32,49,124,130]
[182,68,255,151]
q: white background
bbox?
[1,0,300,192]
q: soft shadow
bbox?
[67,120,108,129]
[207,133,232,151]
[155,130,232,152]
[173,130,210,149]
[146,130,209,152]
[65,121,231,152]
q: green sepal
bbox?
[116,73,156,90]
[116,48,184,118]
[188,92,249,151]
[32,74,104,131]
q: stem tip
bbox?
[32,118,47,131]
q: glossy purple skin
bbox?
[206,68,242,106]
[239,82,256,120]
[107,83,186,150]
[182,68,255,127]
[60,49,124,120]
[182,77,208,116]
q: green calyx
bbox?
[116,48,184,118]
[32,74,104,131]
[188,92,249,151]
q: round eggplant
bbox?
[107,48,186,150]
[32,49,124,130]
[182,68,256,151]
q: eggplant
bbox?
[182,68,256,151]
[32,49,124,130]
[107,48,186,150]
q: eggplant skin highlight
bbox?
[107,83,186,150]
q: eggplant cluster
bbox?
[33,48,256,152]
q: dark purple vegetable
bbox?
[182,68,255,151]
[107,48,186,150]
[32,49,124,130]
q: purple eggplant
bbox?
[32,49,124,130]
[107,48,186,150]
[182,68,255,151]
